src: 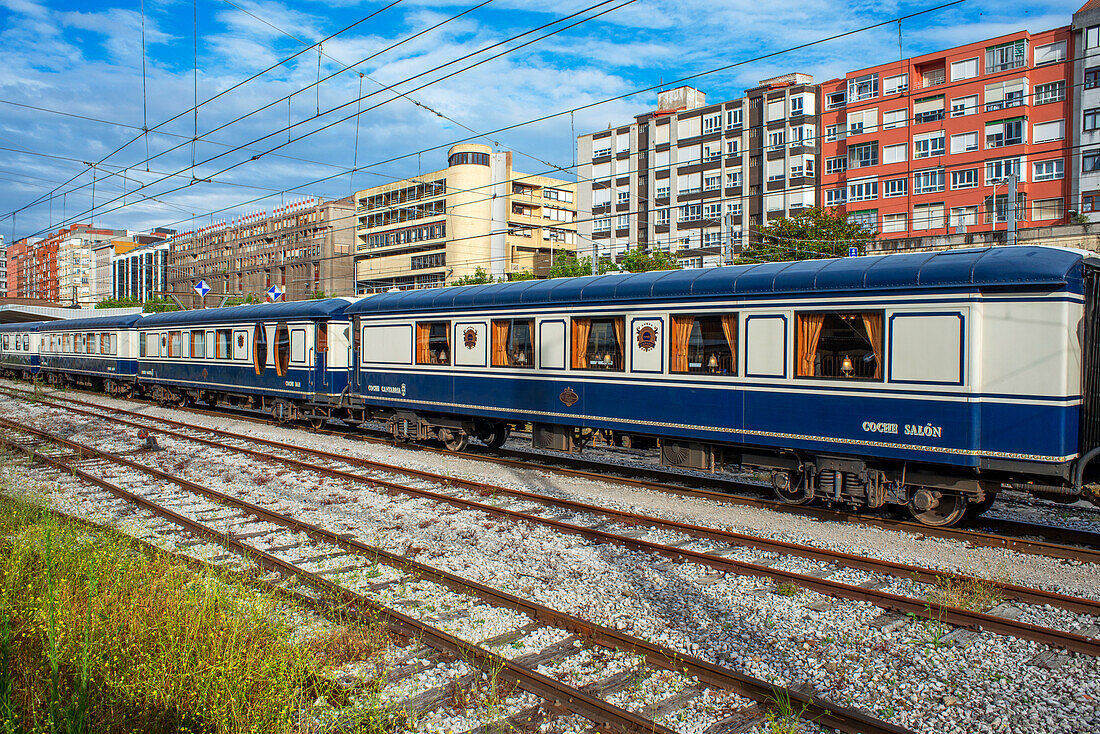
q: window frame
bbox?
[795,310,885,382]
[190,330,205,361]
[491,319,535,369]
[415,321,451,366]
[669,313,738,376]
[570,317,625,372]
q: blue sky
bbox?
[0,0,1085,241]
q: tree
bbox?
[548,251,592,278]
[95,296,179,313]
[310,290,329,299]
[95,297,140,309]
[224,293,261,306]
[618,246,682,273]
[451,267,494,286]
[504,270,535,281]
[738,207,876,264]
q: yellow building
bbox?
[354,144,577,292]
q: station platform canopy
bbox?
[0,299,141,324]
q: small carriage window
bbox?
[670,314,737,374]
[796,311,884,380]
[99,334,109,355]
[64,333,73,353]
[415,322,450,365]
[316,323,328,353]
[2,335,8,350]
[168,331,182,358]
[190,331,205,360]
[215,329,231,359]
[291,329,306,363]
[491,319,535,368]
[139,333,146,357]
[274,322,290,376]
[571,317,624,371]
[80,334,87,353]
[109,334,117,355]
[254,324,268,375]
[161,334,167,356]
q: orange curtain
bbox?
[416,323,431,364]
[670,316,692,373]
[797,314,825,377]
[492,320,511,366]
[720,314,737,368]
[861,312,884,379]
[571,318,591,369]
[317,323,328,354]
[612,318,624,367]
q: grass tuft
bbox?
[928,574,1004,613]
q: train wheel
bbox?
[772,470,812,505]
[440,429,469,452]
[908,488,967,526]
[963,494,996,522]
[481,424,510,449]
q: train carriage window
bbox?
[491,319,535,368]
[670,314,737,374]
[109,334,117,355]
[796,311,884,380]
[168,331,182,358]
[415,322,450,365]
[2,335,8,350]
[254,324,268,375]
[80,334,87,353]
[274,322,290,376]
[190,331,205,360]
[215,329,231,359]
[139,333,146,358]
[290,329,306,363]
[64,334,73,353]
[99,334,108,355]
[316,323,328,353]
[205,331,214,359]
[571,317,625,371]
[160,334,167,357]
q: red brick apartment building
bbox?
[820,27,1074,240]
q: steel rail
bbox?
[2,414,1098,661]
[0,419,914,734]
[3,382,1097,563]
[5,390,1099,617]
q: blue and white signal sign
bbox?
[848,247,858,257]
[194,280,210,297]
[267,285,284,301]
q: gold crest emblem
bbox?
[463,327,478,349]
[559,387,579,407]
[636,324,658,352]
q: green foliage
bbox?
[504,270,535,281]
[310,290,329,300]
[618,246,682,273]
[1072,212,1090,225]
[95,297,179,313]
[547,251,592,278]
[451,267,494,286]
[224,293,262,306]
[739,207,876,264]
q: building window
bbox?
[883,178,908,197]
[656,208,670,226]
[913,169,945,194]
[850,209,878,231]
[848,142,878,168]
[669,314,736,374]
[657,184,670,199]
[703,114,722,134]
[913,95,945,124]
[796,311,884,380]
[767,130,785,149]
[986,157,1023,183]
[1033,119,1064,143]
[824,124,843,142]
[951,95,978,117]
[411,252,446,270]
[544,187,573,203]
[825,156,848,174]
[884,74,908,95]
[1086,108,1100,132]
[883,143,907,164]
[726,201,742,216]
[616,190,630,204]
[726,107,743,128]
[492,319,534,368]
[679,204,702,222]
[882,109,907,129]
[848,179,878,202]
[704,174,721,191]
[416,322,450,365]
[950,131,979,154]
[986,39,1027,73]
[912,203,945,230]
[825,188,847,206]
[848,73,879,102]
[1087,68,1100,90]
[593,146,611,158]
[1034,81,1065,105]
[571,317,623,371]
[882,213,907,233]
[1084,151,1100,173]
[986,118,1025,148]
[704,142,722,161]
[951,168,980,189]
[1033,159,1064,181]
[726,171,741,188]
[593,218,611,232]
[985,193,1026,224]
[1083,192,1100,211]
[448,151,490,166]
[950,57,979,81]
[726,139,740,155]
[985,80,1027,111]
[913,132,944,158]
[616,214,629,229]
[827,91,846,109]
[1033,41,1066,65]
[1032,197,1064,221]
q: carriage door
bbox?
[313,322,328,394]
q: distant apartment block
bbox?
[353,144,577,293]
[1074,2,1100,220]
[113,241,170,302]
[576,79,819,268]
[820,27,1074,240]
[168,197,355,307]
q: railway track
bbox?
[0,417,912,734]
[2,392,1099,658]
[3,379,1096,563]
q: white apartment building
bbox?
[1074,2,1100,218]
[576,79,820,268]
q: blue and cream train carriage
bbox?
[1,246,1098,525]
[0,323,40,379]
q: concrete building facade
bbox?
[353,144,576,293]
[820,27,1074,239]
[576,80,820,268]
[1074,2,1100,220]
[168,197,355,308]
[114,242,170,302]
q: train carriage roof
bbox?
[138,298,353,327]
[38,314,144,331]
[346,246,1088,315]
[0,322,41,332]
